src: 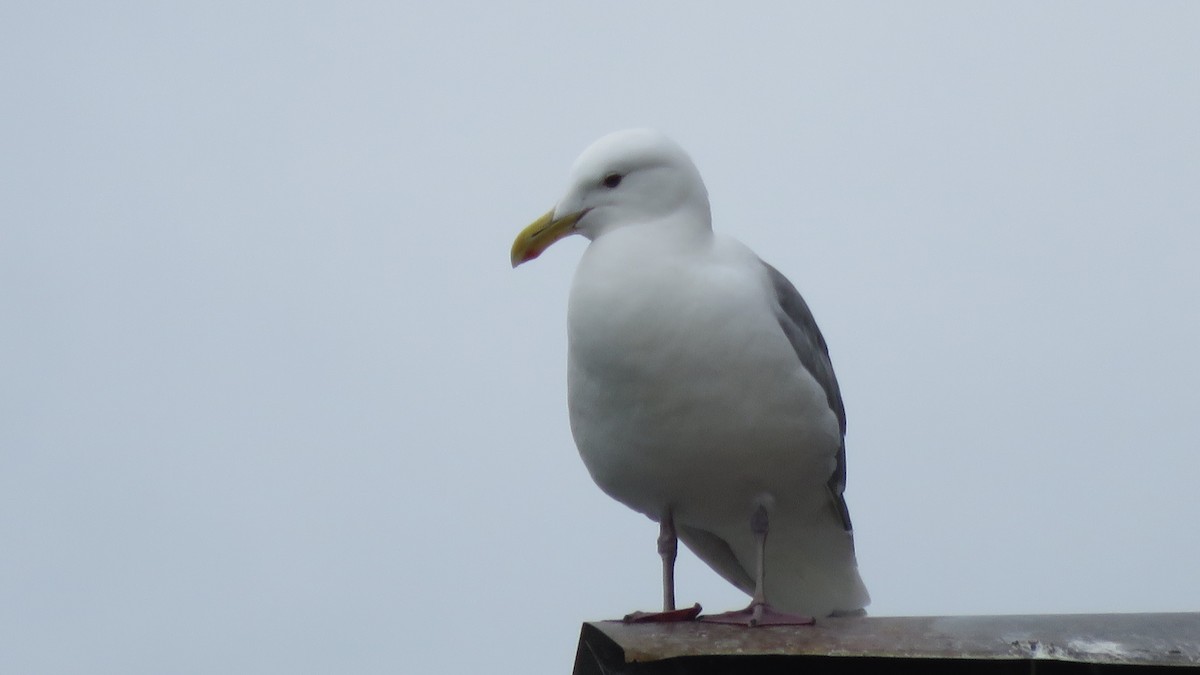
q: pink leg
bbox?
[623,509,702,623]
[701,505,815,627]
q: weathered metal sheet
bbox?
[573,613,1200,674]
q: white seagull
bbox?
[511,129,869,625]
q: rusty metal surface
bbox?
[575,613,1200,672]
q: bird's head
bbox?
[511,129,711,268]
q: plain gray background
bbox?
[3,3,1198,673]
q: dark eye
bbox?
[602,173,623,189]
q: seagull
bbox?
[510,129,869,625]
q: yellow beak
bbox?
[510,209,587,268]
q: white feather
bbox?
[553,129,869,617]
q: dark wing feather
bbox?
[760,260,854,532]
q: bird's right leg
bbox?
[701,504,815,627]
[659,509,678,612]
[623,508,702,623]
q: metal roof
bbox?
[573,613,1200,674]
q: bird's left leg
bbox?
[660,509,679,612]
[623,509,702,623]
[701,504,815,627]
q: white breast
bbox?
[565,226,842,528]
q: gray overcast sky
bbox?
[2,2,1198,673]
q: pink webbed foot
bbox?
[623,603,703,624]
[701,602,815,627]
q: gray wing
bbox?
[760,260,854,533]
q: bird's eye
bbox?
[602,173,623,189]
